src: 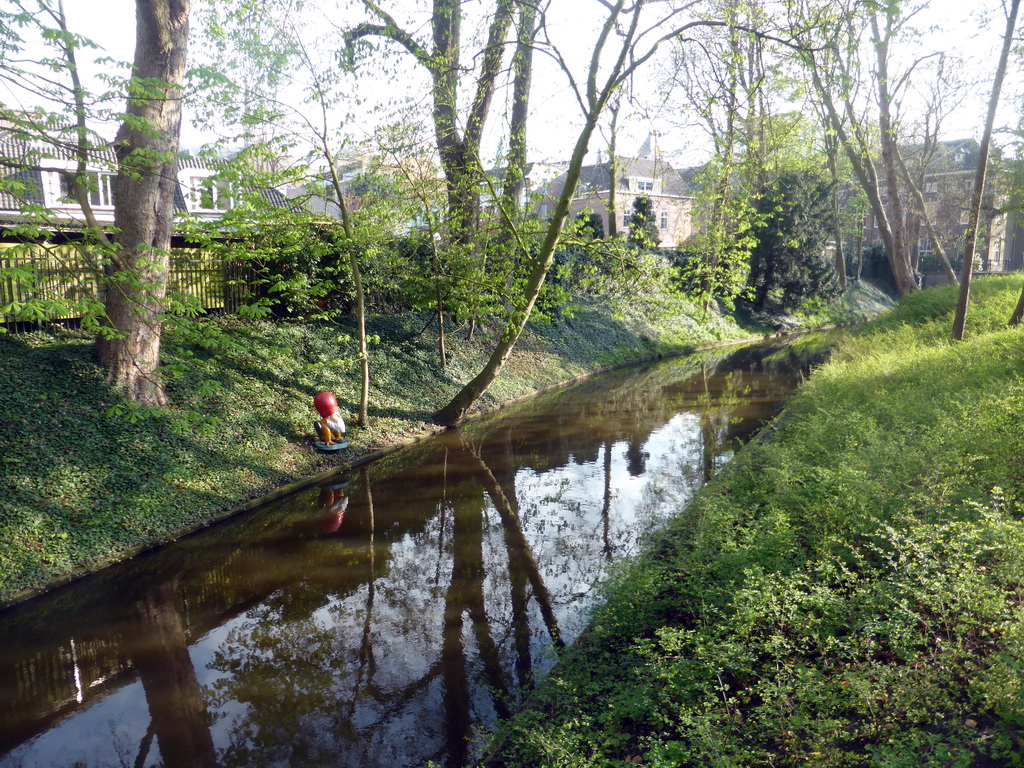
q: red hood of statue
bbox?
[314,391,339,418]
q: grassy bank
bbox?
[488,274,1024,767]
[2,284,891,607]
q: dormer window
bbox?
[182,171,233,212]
[58,171,116,208]
[635,179,654,192]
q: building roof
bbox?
[0,135,291,228]
[570,155,698,198]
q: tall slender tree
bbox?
[432,0,735,426]
[792,0,925,296]
[0,0,190,407]
[952,0,1020,338]
[346,0,516,247]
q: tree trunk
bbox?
[607,100,620,238]
[871,13,917,296]
[952,0,1019,338]
[894,146,958,284]
[324,150,370,426]
[131,583,218,768]
[431,0,514,245]
[500,0,536,211]
[432,1,646,425]
[1010,284,1024,326]
[433,76,609,426]
[96,0,190,407]
[826,138,847,289]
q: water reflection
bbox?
[0,338,831,768]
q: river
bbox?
[0,337,832,768]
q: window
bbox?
[660,211,668,230]
[623,211,629,227]
[183,172,233,212]
[59,171,116,208]
[925,181,938,194]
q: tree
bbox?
[345,0,517,248]
[790,0,986,298]
[194,0,429,427]
[951,0,1020,338]
[0,0,190,407]
[627,194,660,248]
[576,210,605,240]
[893,52,971,284]
[500,0,538,217]
[746,171,839,313]
[432,0,732,426]
[658,0,789,307]
[96,0,192,406]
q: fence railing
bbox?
[0,243,255,328]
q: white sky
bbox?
[57,0,1014,167]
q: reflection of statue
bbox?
[317,481,350,534]
[313,392,347,451]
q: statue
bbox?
[313,391,348,451]
[317,480,350,533]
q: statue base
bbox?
[314,440,348,452]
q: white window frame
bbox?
[660,211,668,230]
[181,170,233,213]
[41,163,117,210]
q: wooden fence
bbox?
[0,243,255,328]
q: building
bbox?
[0,133,292,236]
[855,138,1024,284]
[541,137,698,248]
[0,128,288,325]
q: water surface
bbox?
[0,338,831,768]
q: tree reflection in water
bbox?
[0,338,833,768]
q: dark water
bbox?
[0,338,832,768]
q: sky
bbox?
[55,0,1014,168]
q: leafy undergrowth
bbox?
[0,286,776,604]
[488,274,1024,767]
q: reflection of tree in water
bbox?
[193,449,555,768]
[205,606,347,767]
[131,581,218,768]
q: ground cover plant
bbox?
[487,274,1024,767]
[0,286,805,605]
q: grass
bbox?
[486,274,1024,767]
[2,281,875,606]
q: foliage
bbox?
[575,210,605,240]
[678,158,760,309]
[746,171,840,314]
[627,195,660,249]
[0,2,125,334]
[489,275,1024,767]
